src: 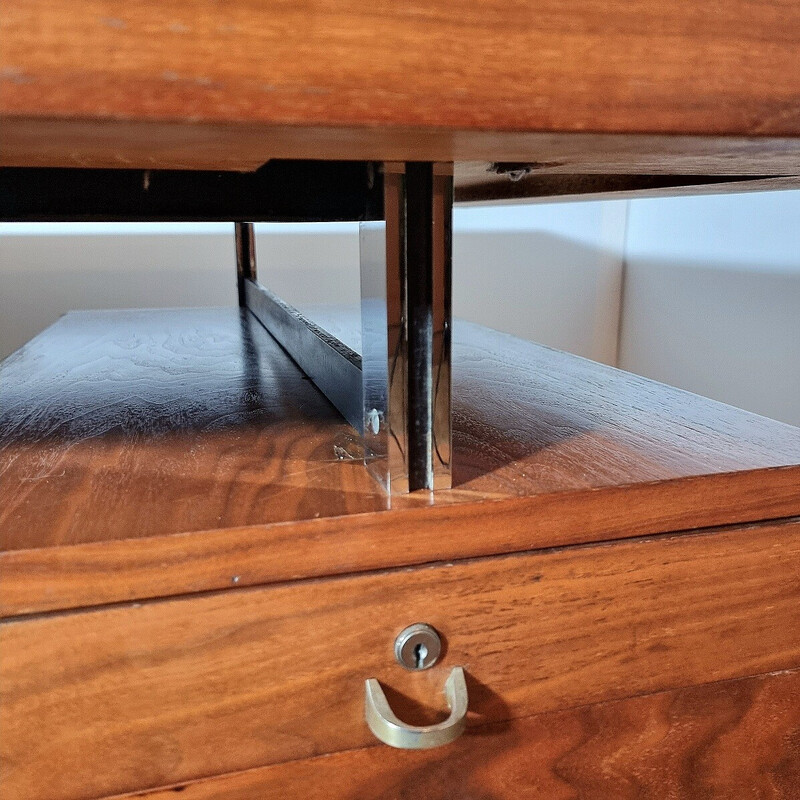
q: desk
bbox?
[1,2,800,797]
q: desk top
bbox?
[2,0,800,173]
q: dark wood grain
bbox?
[450,321,800,494]
[0,307,388,552]
[2,520,800,800]
[111,668,800,800]
[2,310,800,615]
[2,0,800,169]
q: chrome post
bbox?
[235,222,256,307]
[360,162,453,493]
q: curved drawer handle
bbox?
[364,666,468,749]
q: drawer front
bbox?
[116,668,800,800]
[3,520,800,800]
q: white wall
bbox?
[619,190,800,426]
[0,202,628,365]
[451,202,627,365]
[0,223,237,359]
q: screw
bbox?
[367,408,381,436]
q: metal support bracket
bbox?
[244,279,364,432]
[235,222,257,307]
[238,162,454,495]
[361,163,453,492]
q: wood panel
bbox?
[3,476,800,618]
[2,0,800,170]
[0,307,388,552]
[4,120,800,174]
[3,520,800,800]
[110,668,800,800]
[3,310,800,615]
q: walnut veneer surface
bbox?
[3,518,800,800]
[2,0,800,170]
[2,307,800,615]
[112,669,800,800]
[1,308,799,799]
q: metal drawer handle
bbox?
[364,666,468,749]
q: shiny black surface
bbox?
[0,161,383,222]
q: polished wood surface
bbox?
[5,473,800,617]
[115,668,800,800]
[4,121,800,175]
[3,519,800,800]
[0,308,386,548]
[3,309,800,615]
[2,0,800,170]
[450,320,800,493]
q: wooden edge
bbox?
[98,666,800,800]
[5,520,800,799]
[3,465,799,618]
[4,116,800,174]
[454,174,800,204]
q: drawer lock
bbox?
[394,623,442,670]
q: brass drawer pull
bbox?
[364,666,468,749]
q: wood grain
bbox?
[109,668,800,800]
[3,477,800,618]
[0,307,388,552]
[2,0,800,169]
[4,119,800,174]
[450,321,800,495]
[2,310,800,615]
[3,520,800,800]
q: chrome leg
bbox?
[361,163,453,493]
[237,162,453,495]
[235,222,256,307]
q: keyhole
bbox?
[394,624,441,670]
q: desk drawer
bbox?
[121,668,800,799]
[2,520,800,800]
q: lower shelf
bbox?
[0,306,386,552]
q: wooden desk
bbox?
[2,309,800,799]
[1,2,800,797]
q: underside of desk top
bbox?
[2,0,799,174]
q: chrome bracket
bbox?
[237,161,454,495]
[361,163,453,492]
